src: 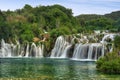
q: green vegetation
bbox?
[0,4,120,58]
[114,35,120,50]
[0,4,79,43]
[0,4,120,43]
[76,12,120,31]
[96,52,120,74]
[96,36,120,74]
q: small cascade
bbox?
[37,45,43,57]
[0,39,44,58]
[0,39,12,57]
[101,33,116,53]
[60,44,72,58]
[72,44,83,59]
[36,44,44,58]
[72,43,104,60]
[29,43,44,57]
[87,44,94,59]
[101,34,115,43]
[25,44,29,57]
[50,36,71,58]
[30,43,37,57]
[11,44,20,56]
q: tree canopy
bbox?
[0,4,119,42]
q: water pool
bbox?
[0,58,120,80]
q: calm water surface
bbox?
[0,58,120,80]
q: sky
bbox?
[0,0,120,16]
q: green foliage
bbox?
[0,4,120,43]
[96,36,120,74]
[96,52,120,74]
[105,11,120,20]
[86,18,114,30]
[76,12,120,32]
[0,23,12,40]
[0,4,79,43]
[115,19,120,32]
[0,10,5,21]
[76,14,103,21]
[50,27,71,38]
[114,35,120,50]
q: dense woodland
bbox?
[0,4,120,43]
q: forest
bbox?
[0,4,120,43]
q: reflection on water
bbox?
[0,58,120,80]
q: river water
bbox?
[0,58,120,80]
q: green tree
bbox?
[114,35,120,50]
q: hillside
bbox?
[76,11,120,31]
[105,11,120,20]
[0,4,120,43]
[0,4,79,42]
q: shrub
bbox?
[96,52,120,74]
[114,35,120,50]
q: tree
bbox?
[114,35,120,50]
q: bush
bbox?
[114,35,120,50]
[96,52,120,74]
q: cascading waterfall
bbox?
[101,33,116,52]
[0,39,12,57]
[50,36,71,58]
[101,34,115,43]
[0,39,44,58]
[72,44,85,59]
[72,43,104,60]
[0,33,117,60]
[60,44,72,58]
[50,35,110,60]
[37,45,44,57]
[29,43,43,57]
[25,44,29,57]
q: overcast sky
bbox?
[0,0,120,16]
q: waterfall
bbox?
[101,33,116,53]
[30,43,37,57]
[37,46,43,57]
[72,44,82,59]
[1,33,117,59]
[60,44,72,58]
[72,44,89,60]
[87,44,94,59]
[25,44,29,57]
[50,35,106,60]
[36,44,44,58]
[0,39,43,58]
[101,34,115,43]
[0,39,12,57]
[29,43,44,57]
[72,43,104,60]
[50,36,71,58]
